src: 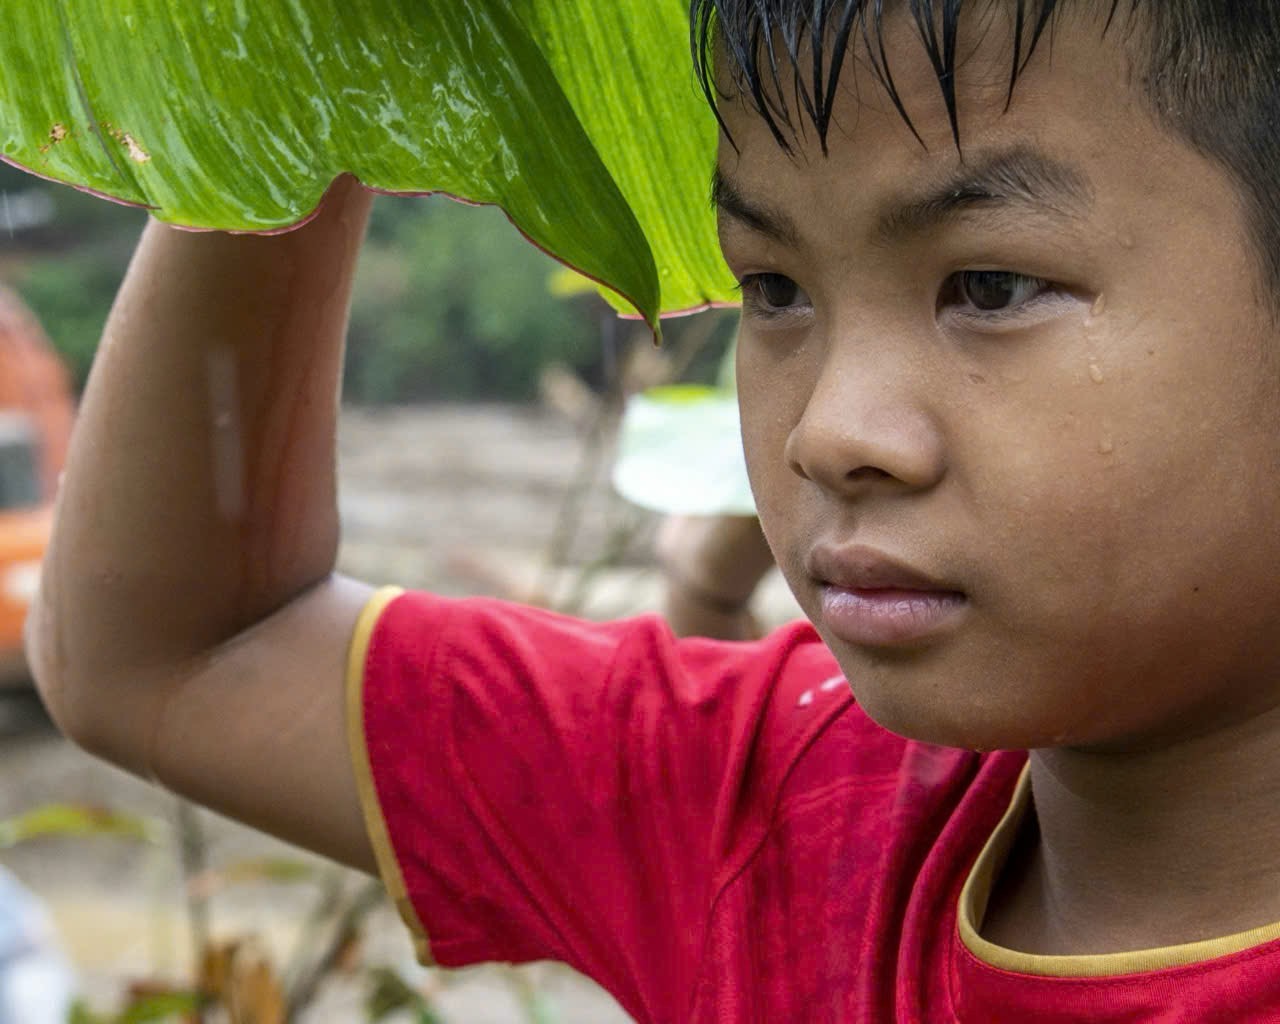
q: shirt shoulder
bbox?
[351,589,859,1021]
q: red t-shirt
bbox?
[347,589,1280,1022]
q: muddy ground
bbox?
[0,404,801,1023]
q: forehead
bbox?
[712,4,1126,150]
[712,8,1139,219]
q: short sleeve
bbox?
[346,588,847,1023]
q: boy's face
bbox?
[718,10,1280,752]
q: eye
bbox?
[739,273,812,319]
[943,270,1050,314]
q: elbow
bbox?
[25,597,74,738]
[25,597,157,778]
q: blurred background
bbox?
[0,163,799,1023]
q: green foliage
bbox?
[118,992,202,1023]
[366,967,446,1024]
[0,162,143,389]
[346,197,598,403]
[13,243,132,388]
[69,990,202,1024]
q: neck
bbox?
[991,704,1280,956]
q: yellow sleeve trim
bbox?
[959,765,1280,977]
[344,585,434,965]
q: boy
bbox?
[27,1,1280,1020]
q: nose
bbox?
[783,352,945,498]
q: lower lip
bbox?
[819,586,967,647]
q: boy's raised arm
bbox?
[27,176,380,871]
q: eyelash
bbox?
[735,273,812,325]
[735,270,1068,329]
[940,271,1061,327]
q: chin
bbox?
[844,669,1074,753]
[824,630,1115,752]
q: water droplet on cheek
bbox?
[1089,362,1105,384]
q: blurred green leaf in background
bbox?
[347,197,602,403]
[613,384,755,518]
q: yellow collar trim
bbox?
[958,765,1280,977]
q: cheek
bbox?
[735,338,808,514]
[969,332,1280,715]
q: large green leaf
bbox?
[0,1,736,328]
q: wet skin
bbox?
[716,10,1280,954]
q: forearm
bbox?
[30,178,372,761]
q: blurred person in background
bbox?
[655,513,773,642]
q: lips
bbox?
[808,544,958,593]
[808,544,967,647]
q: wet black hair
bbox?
[690,1,1280,295]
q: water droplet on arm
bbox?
[206,347,246,522]
[1089,361,1105,384]
[1091,294,1107,317]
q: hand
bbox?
[655,515,775,640]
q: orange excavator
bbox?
[0,287,73,686]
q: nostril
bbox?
[846,465,893,482]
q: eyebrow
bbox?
[878,146,1093,240]
[711,145,1092,249]
[711,168,802,248]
